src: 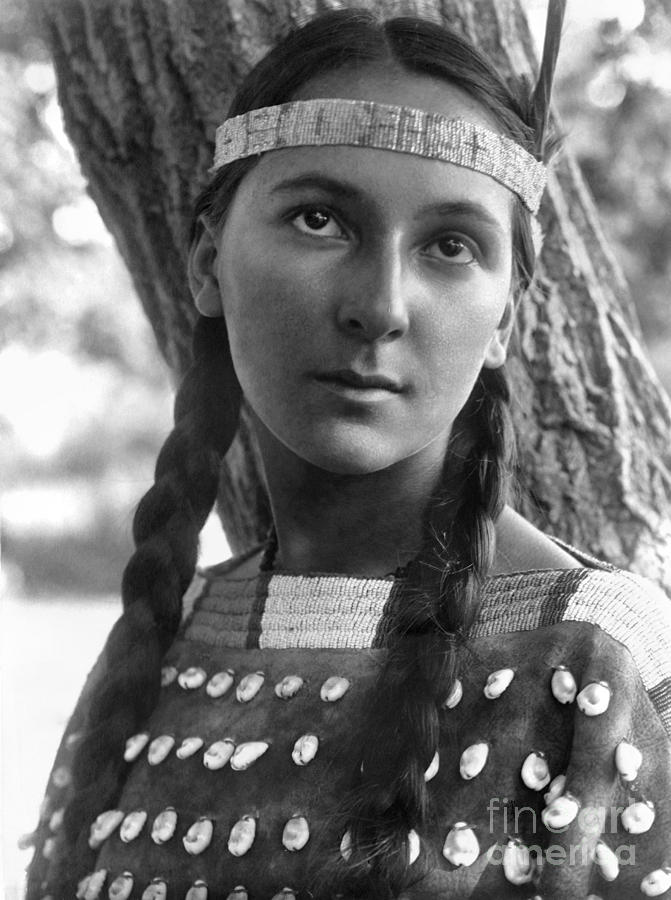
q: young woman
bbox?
[27,8,671,900]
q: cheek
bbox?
[218,248,321,399]
[420,282,510,381]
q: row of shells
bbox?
[122,717,647,805]
[161,664,613,715]
[75,873,291,900]
[161,668,350,702]
[87,808,309,856]
[123,732,318,768]
[71,850,671,900]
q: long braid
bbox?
[51,317,240,891]
[317,366,514,896]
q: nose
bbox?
[336,241,410,342]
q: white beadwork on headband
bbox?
[212,98,547,214]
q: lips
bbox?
[314,369,403,392]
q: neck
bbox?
[255,425,450,577]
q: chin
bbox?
[287,426,407,476]
[297,444,401,476]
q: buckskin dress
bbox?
[26,545,671,900]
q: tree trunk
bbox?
[39,0,671,590]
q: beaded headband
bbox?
[212,98,547,214]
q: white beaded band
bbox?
[212,98,547,214]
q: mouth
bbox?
[315,369,404,392]
[313,369,404,402]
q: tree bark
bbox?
[39,0,671,589]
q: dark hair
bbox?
[47,9,554,896]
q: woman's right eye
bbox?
[290,208,346,239]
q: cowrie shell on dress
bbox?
[576,681,611,716]
[89,809,124,848]
[78,869,107,900]
[236,671,265,702]
[521,751,551,790]
[151,807,177,844]
[51,765,71,788]
[124,732,150,762]
[543,773,566,805]
[551,666,577,704]
[183,817,214,855]
[65,731,82,747]
[614,740,642,782]
[424,750,439,782]
[185,879,208,900]
[108,871,133,900]
[160,665,178,687]
[176,736,204,760]
[230,740,269,771]
[49,807,64,832]
[282,815,310,851]
[225,889,248,900]
[502,839,535,884]
[147,734,175,765]
[340,829,353,861]
[292,733,319,766]
[641,868,671,896]
[17,831,36,850]
[141,879,167,900]
[621,800,655,834]
[442,822,479,867]
[275,675,305,699]
[178,666,207,690]
[541,792,580,829]
[443,678,463,708]
[42,837,55,859]
[320,675,350,702]
[407,829,420,865]
[120,809,147,843]
[203,739,236,770]
[460,742,489,779]
[484,668,515,699]
[206,669,235,698]
[593,840,619,881]
[271,891,296,900]
[228,815,256,856]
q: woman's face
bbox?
[200,66,515,475]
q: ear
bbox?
[188,217,224,318]
[483,294,515,369]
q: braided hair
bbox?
[49,318,241,891]
[313,366,515,897]
[37,7,563,895]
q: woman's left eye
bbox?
[290,208,345,239]
[425,236,475,265]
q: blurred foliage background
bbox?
[2,0,671,600]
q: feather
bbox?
[531,0,567,159]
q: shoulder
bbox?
[483,522,671,732]
[198,544,265,581]
[492,506,584,574]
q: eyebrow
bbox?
[270,173,362,201]
[415,200,505,234]
[269,172,506,233]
